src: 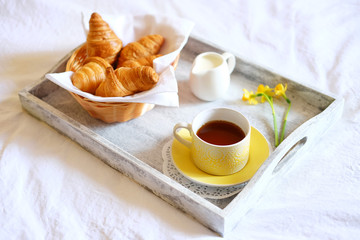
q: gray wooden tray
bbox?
[18,36,343,237]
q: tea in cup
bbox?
[189,52,236,101]
[173,108,251,175]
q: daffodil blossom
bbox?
[274,83,287,97]
[242,89,258,105]
[257,84,274,103]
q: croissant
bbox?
[71,57,111,94]
[96,66,159,97]
[120,54,162,68]
[87,12,122,65]
[95,67,132,97]
[117,34,164,68]
[66,43,87,72]
[114,66,159,93]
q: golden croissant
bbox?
[66,43,87,72]
[117,34,164,68]
[95,66,159,97]
[87,12,122,65]
[71,57,111,94]
[120,54,162,68]
[95,67,132,97]
[114,66,159,93]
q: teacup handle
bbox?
[222,52,236,74]
[173,122,192,148]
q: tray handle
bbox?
[271,136,308,175]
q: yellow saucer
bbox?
[171,127,270,187]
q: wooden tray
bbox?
[18,36,344,236]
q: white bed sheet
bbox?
[1,0,359,239]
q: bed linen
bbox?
[1,0,359,239]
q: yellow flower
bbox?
[257,84,272,95]
[256,84,274,102]
[274,83,287,97]
[242,88,251,100]
[242,89,258,105]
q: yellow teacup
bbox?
[173,108,251,175]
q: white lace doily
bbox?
[162,139,247,199]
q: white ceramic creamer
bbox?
[189,52,236,101]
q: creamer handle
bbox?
[222,52,236,74]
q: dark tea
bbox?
[196,120,245,145]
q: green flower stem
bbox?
[280,96,291,143]
[258,93,279,147]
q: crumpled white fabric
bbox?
[46,13,194,106]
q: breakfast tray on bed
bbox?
[18,36,344,236]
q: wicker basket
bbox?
[65,43,179,123]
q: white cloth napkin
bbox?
[46,13,194,106]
